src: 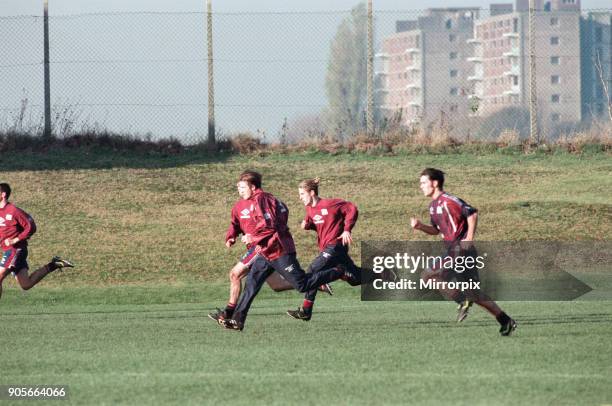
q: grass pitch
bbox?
[0,149,611,404]
[1,284,611,405]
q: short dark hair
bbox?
[239,170,262,189]
[420,168,445,189]
[0,183,11,200]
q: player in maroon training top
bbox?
[286,177,362,321]
[410,168,516,336]
[0,183,73,300]
[208,174,331,324]
[220,171,344,331]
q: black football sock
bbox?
[224,302,236,317]
[496,312,511,326]
[452,291,467,305]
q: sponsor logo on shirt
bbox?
[0,217,5,227]
[436,206,443,214]
[6,214,12,221]
[313,214,324,224]
[240,208,251,219]
[321,208,328,215]
[285,264,295,273]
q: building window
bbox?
[551,113,560,122]
[550,17,559,26]
[551,75,560,84]
[450,88,458,96]
[551,94,560,103]
[513,76,519,86]
[449,34,456,42]
[513,18,518,33]
[449,52,458,59]
[595,27,603,42]
[450,69,458,78]
[550,36,559,45]
[551,56,560,65]
[446,19,452,29]
[450,105,458,113]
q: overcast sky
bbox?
[1,1,609,140]
[0,0,610,15]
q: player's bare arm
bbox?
[410,217,439,236]
[337,231,353,245]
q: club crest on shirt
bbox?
[5,214,12,221]
[321,208,328,215]
[436,206,443,214]
[240,208,250,219]
[313,214,324,224]
[0,218,5,227]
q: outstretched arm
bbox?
[410,217,439,236]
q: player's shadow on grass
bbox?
[0,148,234,172]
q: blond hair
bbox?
[299,177,320,195]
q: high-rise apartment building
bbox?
[467,0,582,129]
[581,12,612,120]
[376,8,479,126]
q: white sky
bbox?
[1,0,609,16]
[0,0,609,139]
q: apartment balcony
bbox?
[467,38,483,44]
[468,94,482,100]
[375,88,389,94]
[405,83,422,89]
[404,48,421,54]
[502,32,519,38]
[503,47,520,58]
[503,65,520,77]
[467,74,483,81]
[405,63,420,71]
[375,52,390,59]
[503,85,521,96]
[467,56,483,63]
[374,71,388,76]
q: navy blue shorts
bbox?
[1,247,29,274]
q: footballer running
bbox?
[220,172,354,331]
[410,168,517,336]
[208,171,331,324]
[0,183,74,299]
[286,177,362,321]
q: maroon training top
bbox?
[0,203,37,251]
[225,198,259,248]
[429,192,477,242]
[303,198,358,251]
[249,189,296,261]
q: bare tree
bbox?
[594,50,612,122]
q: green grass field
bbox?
[1,150,611,405]
[1,285,611,405]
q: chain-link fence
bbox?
[0,5,610,145]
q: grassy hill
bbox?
[0,149,610,286]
